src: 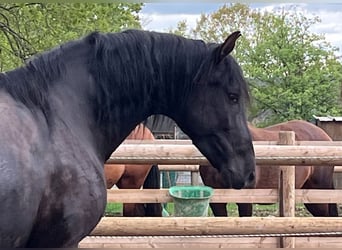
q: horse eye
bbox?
[228,93,239,104]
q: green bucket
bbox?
[169,186,213,217]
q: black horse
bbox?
[0,29,255,247]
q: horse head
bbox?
[173,32,255,189]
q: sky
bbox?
[139,3,342,58]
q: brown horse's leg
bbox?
[199,165,228,216]
[327,176,339,216]
[329,203,339,217]
[143,165,162,217]
[117,165,150,217]
[117,164,162,217]
[303,203,330,216]
[302,166,338,216]
[209,203,228,216]
[237,203,253,216]
[122,203,146,216]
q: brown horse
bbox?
[104,124,162,216]
[200,120,338,217]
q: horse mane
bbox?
[0,41,70,123]
[0,30,251,131]
[84,30,209,128]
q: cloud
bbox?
[140,3,342,58]
[140,13,200,32]
[306,9,342,55]
[311,10,342,33]
[141,3,222,15]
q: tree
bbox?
[0,3,142,71]
[243,7,342,125]
[175,4,342,126]
[168,20,188,37]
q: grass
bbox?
[105,203,122,216]
[104,202,312,217]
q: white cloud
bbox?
[140,13,200,32]
[311,11,342,32]
[255,4,342,56]
[308,10,342,56]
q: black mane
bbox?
[85,30,211,127]
[0,29,250,130]
[0,41,69,122]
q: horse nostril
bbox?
[248,171,256,182]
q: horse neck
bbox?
[87,32,211,158]
[39,32,212,163]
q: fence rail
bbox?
[106,188,342,204]
[108,141,342,166]
[90,217,342,237]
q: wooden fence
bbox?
[80,132,342,248]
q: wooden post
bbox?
[191,171,199,185]
[278,131,296,248]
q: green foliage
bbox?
[174,4,342,126]
[168,20,189,37]
[244,9,342,124]
[0,3,142,71]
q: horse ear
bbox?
[217,31,241,62]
